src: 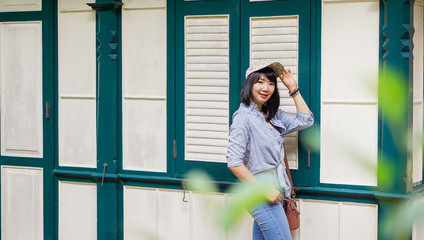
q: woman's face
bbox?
[251,74,275,107]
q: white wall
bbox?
[123,186,378,240]
[321,0,379,186]
[1,166,43,240]
[0,0,41,12]
[122,0,167,172]
[0,21,43,158]
[59,181,97,240]
[58,0,97,167]
[413,0,424,185]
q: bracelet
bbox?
[291,90,300,98]
[289,87,300,97]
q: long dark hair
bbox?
[240,67,280,121]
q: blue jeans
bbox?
[250,172,292,240]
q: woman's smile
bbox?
[259,93,268,99]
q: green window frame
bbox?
[173,0,318,186]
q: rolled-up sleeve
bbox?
[276,110,314,135]
[226,112,250,168]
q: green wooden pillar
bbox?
[380,0,414,195]
[87,1,122,239]
[379,0,414,239]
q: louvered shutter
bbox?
[250,16,299,169]
[185,15,230,163]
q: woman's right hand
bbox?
[267,188,283,204]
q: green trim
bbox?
[310,0,322,188]
[0,11,44,21]
[87,2,123,12]
[166,0,176,178]
[318,183,379,192]
[0,157,44,168]
[378,1,414,239]
[379,0,413,195]
[92,0,122,238]
[52,0,59,238]
[174,0,240,181]
[55,176,97,184]
[120,176,420,204]
[116,7,124,240]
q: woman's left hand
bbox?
[279,69,297,93]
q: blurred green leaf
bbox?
[301,125,320,153]
[185,169,219,194]
[218,179,274,230]
[381,193,424,239]
[378,68,408,129]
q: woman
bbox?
[226,62,314,240]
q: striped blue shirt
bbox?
[226,102,314,174]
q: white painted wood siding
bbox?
[59,181,97,240]
[321,0,379,186]
[122,0,167,172]
[1,166,43,240]
[185,15,230,163]
[413,192,424,240]
[0,22,43,158]
[0,0,41,12]
[58,0,97,167]
[250,16,299,169]
[123,186,378,240]
[413,0,423,185]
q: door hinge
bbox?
[173,140,177,159]
[46,102,50,119]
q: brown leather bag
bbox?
[282,145,300,230]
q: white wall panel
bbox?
[122,2,167,172]
[122,187,379,240]
[59,181,97,240]
[413,1,424,184]
[123,100,166,171]
[58,0,96,167]
[122,9,166,97]
[59,99,96,167]
[59,12,96,97]
[250,16,300,169]
[0,0,41,12]
[322,0,379,102]
[124,186,157,240]
[321,104,378,185]
[192,193,226,240]
[340,203,378,240]
[413,104,423,184]
[226,195,253,240]
[0,22,43,158]
[1,166,43,240]
[321,0,379,186]
[299,200,339,240]
[185,15,229,163]
[123,0,166,9]
[413,193,424,240]
[157,190,190,240]
[413,220,424,240]
[59,0,92,11]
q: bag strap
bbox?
[283,144,296,197]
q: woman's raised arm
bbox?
[280,69,311,113]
